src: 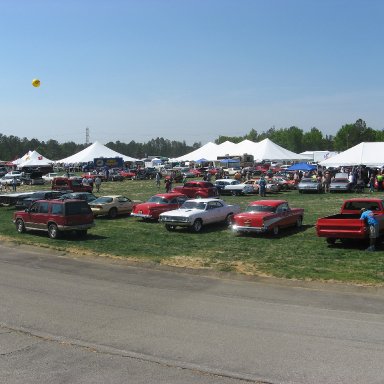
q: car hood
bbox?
[160,208,203,217]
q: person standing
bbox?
[259,176,267,197]
[94,176,101,193]
[165,178,171,193]
[376,172,383,191]
[155,171,161,189]
[369,175,375,193]
[360,207,379,251]
[12,177,17,192]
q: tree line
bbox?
[0,119,383,161]
[215,119,384,153]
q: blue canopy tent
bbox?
[219,158,240,168]
[286,163,316,172]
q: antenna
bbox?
[86,127,90,145]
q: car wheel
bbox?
[48,223,59,239]
[192,219,203,233]
[231,190,238,196]
[16,219,25,233]
[296,217,303,228]
[108,207,118,219]
[326,238,336,245]
[225,213,234,226]
[165,224,176,231]
[272,226,279,236]
[77,230,88,237]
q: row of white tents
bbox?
[9,140,384,169]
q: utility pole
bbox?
[86,127,90,145]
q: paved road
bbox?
[0,243,384,384]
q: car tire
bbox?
[165,224,176,231]
[231,190,238,196]
[296,217,303,228]
[77,230,88,237]
[192,219,203,233]
[272,226,279,236]
[48,223,59,239]
[16,219,25,233]
[108,207,118,219]
[225,213,234,226]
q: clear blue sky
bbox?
[1,0,383,145]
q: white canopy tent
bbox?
[215,141,240,157]
[56,141,138,164]
[12,150,53,168]
[12,151,33,166]
[171,142,219,162]
[246,138,308,162]
[18,150,53,168]
[320,142,384,167]
[171,138,306,162]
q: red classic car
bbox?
[171,181,219,198]
[231,199,304,236]
[131,192,188,220]
[119,169,137,179]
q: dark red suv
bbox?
[13,199,95,239]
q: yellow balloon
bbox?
[32,79,41,87]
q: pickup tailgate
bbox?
[316,214,368,239]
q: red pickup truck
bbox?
[51,177,93,193]
[316,198,384,244]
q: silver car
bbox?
[329,177,353,192]
[298,178,323,193]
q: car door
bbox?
[25,201,49,230]
[184,183,196,197]
[204,201,225,224]
[276,202,294,228]
[118,196,133,214]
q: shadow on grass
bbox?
[325,238,379,251]
[93,214,132,221]
[231,224,312,239]
[19,230,108,241]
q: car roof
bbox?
[153,193,187,198]
[184,198,224,203]
[34,198,86,204]
[94,195,123,198]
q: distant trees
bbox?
[215,119,380,153]
[0,119,382,161]
[333,119,376,151]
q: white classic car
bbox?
[215,179,254,196]
[159,198,241,232]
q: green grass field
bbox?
[1,178,384,285]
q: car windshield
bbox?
[182,201,207,210]
[92,197,113,204]
[333,179,348,183]
[147,196,169,204]
[301,178,316,183]
[246,205,276,213]
[71,179,83,186]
